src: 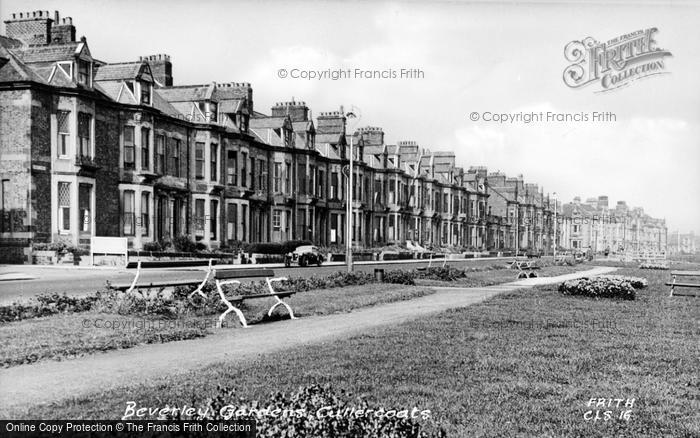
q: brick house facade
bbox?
[0,10,665,262]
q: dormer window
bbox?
[209,103,218,123]
[138,81,151,105]
[77,59,90,86]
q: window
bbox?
[272,210,281,231]
[170,138,181,177]
[123,126,135,169]
[141,128,150,170]
[210,143,218,182]
[77,59,90,86]
[273,163,282,193]
[331,172,338,199]
[226,151,238,185]
[241,153,247,187]
[78,183,91,232]
[249,156,256,190]
[209,102,218,123]
[227,203,237,241]
[1,180,8,233]
[155,135,165,174]
[57,111,70,157]
[258,160,265,191]
[195,142,205,179]
[210,200,218,240]
[241,204,247,241]
[78,112,91,157]
[122,190,135,236]
[194,199,205,238]
[58,182,71,232]
[139,81,151,105]
[573,224,581,233]
[285,163,291,195]
[141,192,149,236]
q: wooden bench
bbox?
[666,271,700,297]
[111,259,216,295]
[507,260,541,278]
[210,268,293,328]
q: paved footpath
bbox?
[0,266,616,415]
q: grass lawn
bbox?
[415,263,594,287]
[17,266,699,437]
[0,283,433,368]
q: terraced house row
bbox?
[0,11,665,263]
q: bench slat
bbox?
[215,269,275,279]
[226,291,296,301]
[111,279,202,291]
[126,260,218,269]
[665,282,700,288]
[670,271,700,276]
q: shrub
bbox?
[0,293,100,323]
[142,241,163,252]
[558,275,646,300]
[383,270,416,285]
[416,266,466,282]
[172,235,198,253]
[162,384,445,437]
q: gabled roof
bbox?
[0,46,47,83]
[250,127,283,146]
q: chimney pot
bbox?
[55,11,59,22]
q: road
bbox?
[0,257,522,304]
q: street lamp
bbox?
[345,107,360,272]
[552,192,557,259]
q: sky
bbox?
[2,0,699,232]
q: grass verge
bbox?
[14,267,699,437]
[0,284,433,368]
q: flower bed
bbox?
[639,262,669,270]
[558,275,647,300]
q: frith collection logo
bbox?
[563,28,672,92]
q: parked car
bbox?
[285,245,324,267]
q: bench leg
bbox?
[268,295,297,320]
[265,276,297,320]
[126,261,142,294]
[189,259,214,299]
[216,279,248,328]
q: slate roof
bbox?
[0,46,47,83]
[13,42,81,63]
[249,116,287,130]
[158,85,213,102]
[94,62,145,81]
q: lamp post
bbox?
[552,192,557,259]
[345,107,360,272]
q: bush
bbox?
[162,384,445,437]
[172,235,198,253]
[416,266,466,282]
[383,270,416,285]
[142,241,163,252]
[0,293,100,323]
[558,275,646,300]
